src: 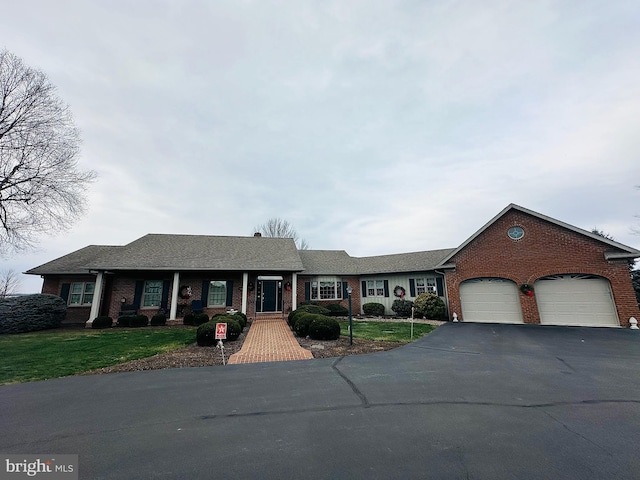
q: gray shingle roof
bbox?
[84,234,304,271]
[25,245,122,275]
[298,248,456,275]
[355,249,457,274]
[298,250,360,275]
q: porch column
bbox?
[88,271,104,325]
[292,272,298,311]
[241,272,249,314]
[170,272,180,320]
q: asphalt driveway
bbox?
[1,322,640,479]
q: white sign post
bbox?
[215,323,227,365]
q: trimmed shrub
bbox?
[193,313,209,326]
[196,321,217,346]
[222,318,242,341]
[363,302,385,316]
[288,304,330,326]
[182,313,195,326]
[233,311,248,327]
[413,293,446,320]
[229,313,246,329]
[391,299,414,318]
[0,294,67,334]
[151,314,167,326]
[117,315,135,327]
[293,313,323,337]
[197,317,242,345]
[325,303,348,316]
[129,314,149,328]
[91,316,113,329]
[308,316,341,340]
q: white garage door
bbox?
[460,278,524,323]
[535,275,619,327]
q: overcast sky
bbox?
[2,0,639,293]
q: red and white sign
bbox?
[215,323,227,340]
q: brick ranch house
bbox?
[26,204,640,328]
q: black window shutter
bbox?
[304,282,310,301]
[361,281,367,298]
[201,280,210,304]
[342,282,349,298]
[133,280,144,308]
[160,280,170,310]
[226,281,233,307]
[409,279,416,297]
[383,280,389,297]
[60,283,71,302]
[436,277,444,297]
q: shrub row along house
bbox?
[26,204,640,328]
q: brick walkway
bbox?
[228,314,314,364]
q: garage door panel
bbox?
[535,275,619,327]
[460,278,523,324]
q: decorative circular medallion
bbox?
[508,226,525,240]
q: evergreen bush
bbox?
[413,293,446,319]
[182,313,195,326]
[362,302,385,316]
[391,299,414,318]
[0,294,67,334]
[129,314,149,327]
[193,313,209,326]
[308,316,341,340]
[117,315,135,327]
[91,316,113,329]
[196,321,217,346]
[293,313,322,337]
[150,313,167,326]
[325,303,349,316]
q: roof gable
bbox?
[436,203,640,268]
[25,245,122,275]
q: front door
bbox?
[256,280,282,313]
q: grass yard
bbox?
[0,328,196,385]
[339,320,435,342]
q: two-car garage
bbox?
[459,275,620,327]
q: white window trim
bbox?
[414,277,437,296]
[310,277,343,301]
[68,282,95,307]
[141,280,163,309]
[207,281,227,307]
[366,279,385,297]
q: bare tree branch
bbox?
[253,217,310,250]
[0,49,96,256]
[0,269,21,298]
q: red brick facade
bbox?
[443,210,640,326]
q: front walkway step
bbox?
[228,316,313,364]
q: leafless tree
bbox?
[253,217,310,249]
[0,268,21,298]
[0,49,96,256]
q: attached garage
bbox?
[459,278,524,324]
[534,275,619,327]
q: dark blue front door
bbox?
[256,280,282,312]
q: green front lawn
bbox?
[0,328,195,385]
[339,320,435,342]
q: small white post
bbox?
[630,317,638,330]
[411,306,414,340]
[453,312,459,322]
